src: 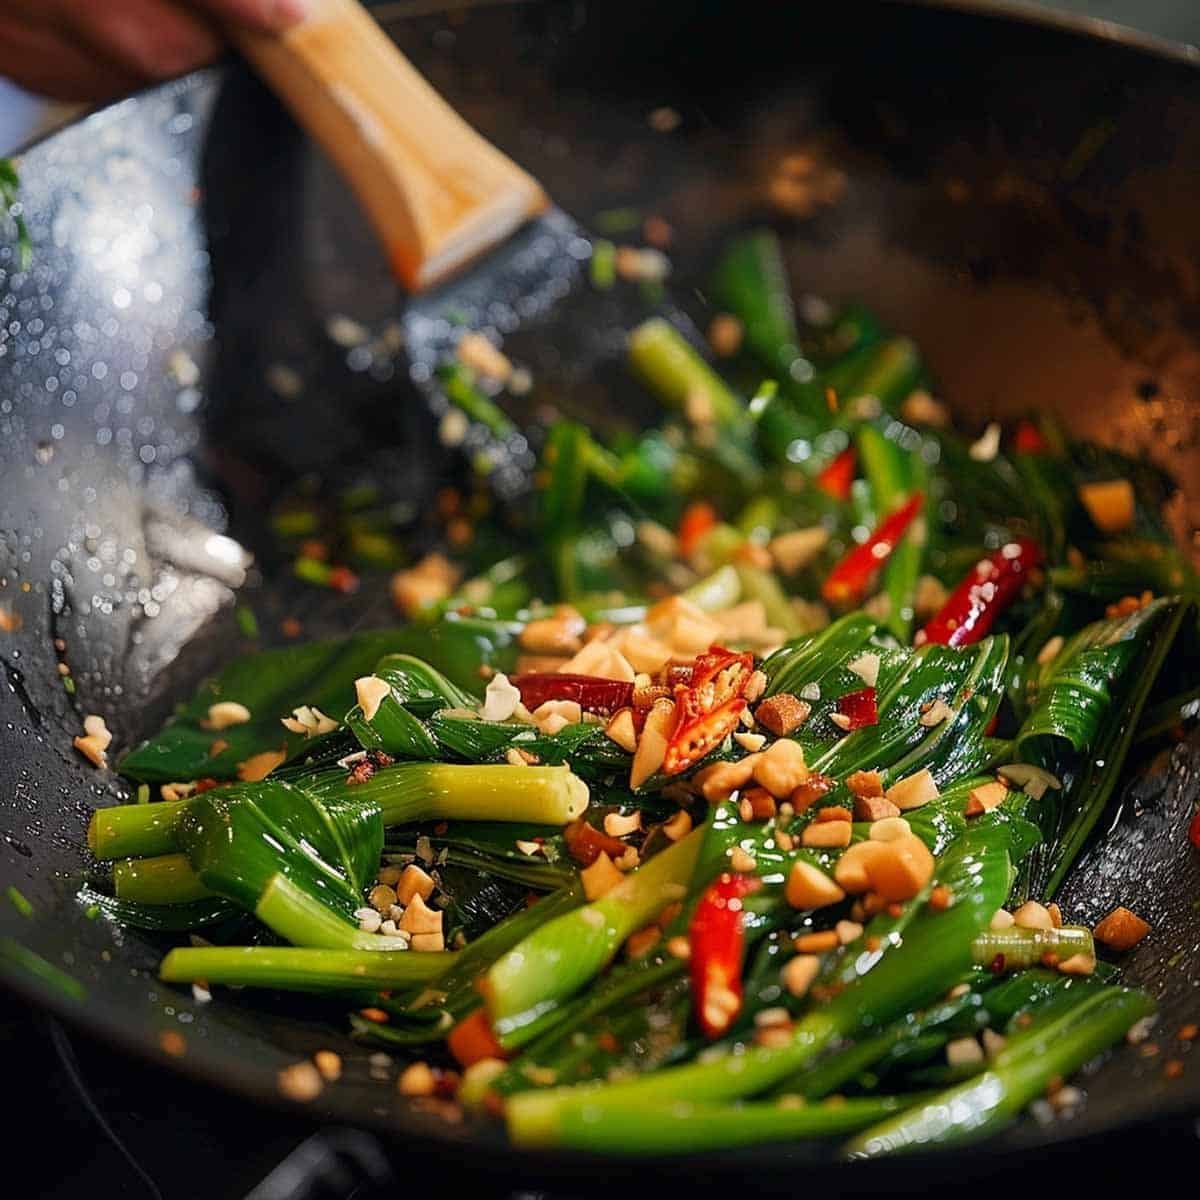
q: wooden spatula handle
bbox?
[229,0,549,292]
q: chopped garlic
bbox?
[968,422,1002,462]
[481,672,522,722]
[355,676,391,722]
[919,698,954,727]
[205,701,251,730]
[281,705,339,737]
[531,698,583,735]
[846,652,880,688]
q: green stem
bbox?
[160,944,453,991]
[90,763,589,863]
[113,854,212,905]
[482,829,704,1040]
[254,874,408,950]
[970,925,1093,970]
[846,985,1153,1156]
[88,799,190,860]
[508,1092,914,1154]
[628,318,744,428]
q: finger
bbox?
[0,18,145,103]
[194,0,310,33]
[55,0,223,83]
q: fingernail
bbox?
[271,0,310,28]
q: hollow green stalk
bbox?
[159,943,453,991]
[482,828,704,1042]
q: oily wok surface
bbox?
[0,0,1198,1183]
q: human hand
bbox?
[0,0,309,102]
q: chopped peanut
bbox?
[1058,953,1096,976]
[604,810,643,838]
[854,795,901,822]
[740,786,777,821]
[730,846,758,874]
[769,527,829,575]
[607,627,673,675]
[782,954,821,998]
[801,821,852,849]
[74,734,109,768]
[755,694,812,737]
[794,930,839,953]
[662,810,693,841]
[1013,900,1054,931]
[835,919,864,944]
[734,731,767,753]
[785,861,845,910]
[559,638,636,682]
[966,780,1008,818]
[629,700,675,789]
[919,698,955,728]
[581,852,625,901]
[398,894,443,935]
[368,884,398,913]
[846,770,884,798]
[1093,906,1151,951]
[605,708,639,753]
[885,768,939,811]
[946,1037,984,1066]
[753,737,809,798]
[531,699,583,736]
[1078,479,1135,534]
[694,755,760,801]
[991,908,1015,930]
[834,841,886,893]
[867,835,935,902]
[520,608,586,657]
[398,1061,438,1097]
[814,805,852,823]
[236,749,286,782]
[868,816,912,842]
[1047,903,1063,929]
[391,553,460,617]
[395,864,436,906]
[790,773,835,812]
[313,1050,342,1081]
[644,595,721,657]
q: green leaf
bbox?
[119,629,447,783]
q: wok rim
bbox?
[2,0,1198,1177]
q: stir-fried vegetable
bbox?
[76,223,1196,1159]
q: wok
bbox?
[1,0,1198,1188]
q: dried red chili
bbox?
[916,538,1044,648]
[662,647,755,775]
[1189,809,1200,851]
[512,673,634,716]
[689,871,759,1040]
[678,500,719,560]
[821,492,924,607]
[815,447,857,501]
[1013,420,1049,455]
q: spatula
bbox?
[231,0,698,496]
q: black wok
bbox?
[1,0,1198,1189]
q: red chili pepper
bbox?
[689,872,758,1040]
[666,665,694,689]
[662,646,755,775]
[821,492,924,607]
[1013,421,1049,455]
[678,500,718,560]
[816,447,857,501]
[836,687,878,730]
[1189,809,1200,851]
[917,538,1044,648]
[512,673,634,716]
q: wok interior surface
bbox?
[0,0,1198,1179]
